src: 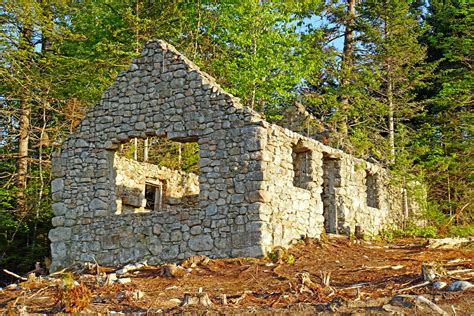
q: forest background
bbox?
[1,0,472,273]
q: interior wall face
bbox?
[114,155,199,213]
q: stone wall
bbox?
[49,40,269,271]
[49,40,418,271]
[256,123,405,248]
[258,125,324,250]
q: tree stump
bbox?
[160,264,183,278]
[182,292,213,307]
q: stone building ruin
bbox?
[49,40,419,271]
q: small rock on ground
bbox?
[447,281,473,291]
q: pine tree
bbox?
[357,0,429,164]
[415,0,473,220]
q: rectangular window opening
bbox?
[366,173,379,208]
[114,135,201,214]
[145,181,164,211]
[293,146,312,189]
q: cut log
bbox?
[416,295,448,315]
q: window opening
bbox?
[114,135,200,214]
[366,173,379,208]
[145,181,163,211]
[293,145,312,189]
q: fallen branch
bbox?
[397,281,430,293]
[26,286,55,300]
[10,291,26,310]
[48,262,83,277]
[228,290,252,305]
[416,295,448,315]
[447,268,473,275]
[340,282,370,289]
[451,305,457,316]
[351,265,404,272]
[3,269,27,281]
[48,268,67,277]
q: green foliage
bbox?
[267,249,280,262]
[286,254,296,265]
[381,222,473,241]
[195,1,322,117]
[424,202,449,226]
[448,224,474,238]
[267,246,293,264]
[396,225,439,238]
[378,230,395,243]
[411,0,473,220]
[0,211,52,274]
[119,137,200,173]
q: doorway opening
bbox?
[321,154,341,233]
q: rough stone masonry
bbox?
[49,40,421,271]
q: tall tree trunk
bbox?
[143,138,149,162]
[178,143,182,169]
[16,24,33,217]
[133,138,138,160]
[132,1,140,161]
[17,100,30,216]
[339,0,356,147]
[250,36,257,111]
[387,76,395,164]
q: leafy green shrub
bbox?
[389,225,438,238]
[379,230,394,242]
[412,226,438,238]
[448,224,474,237]
[286,254,295,265]
[424,202,449,226]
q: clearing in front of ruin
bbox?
[1,236,473,314]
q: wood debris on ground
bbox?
[0,237,473,314]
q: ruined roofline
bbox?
[66,39,265,147]
[150,40,387,176]
[141,40,263,120]
[69,39,386,176]
[265,122,386,176]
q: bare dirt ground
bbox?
[1,236,473,314]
